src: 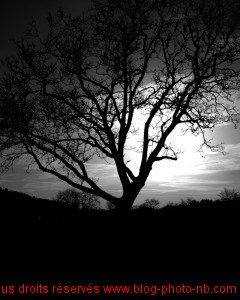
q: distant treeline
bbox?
[1,186,239,217]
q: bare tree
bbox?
[139,198,161,209]
[0,0,240,210]
[55,188,101,210]
[218,188,240,201]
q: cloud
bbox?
[85,163,118,178]
[134,142,240,204]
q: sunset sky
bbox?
[0,0,240,207]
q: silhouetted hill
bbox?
[0,187,74,224]
[1,189,240,287]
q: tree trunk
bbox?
[115,197,135,211]
[115,181,145,212]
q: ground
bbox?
[0,190,240,298]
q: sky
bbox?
[0,1,240,207]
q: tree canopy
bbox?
[0,0,240,210]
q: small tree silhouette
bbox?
[180,197,196,206]
[55,188,101,210]
[218,188,240,201]
[139,198,161,209]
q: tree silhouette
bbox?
[218,188,240,201]
[55,188,101,210]
[139,198,161,209]
[0,0,240,210]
